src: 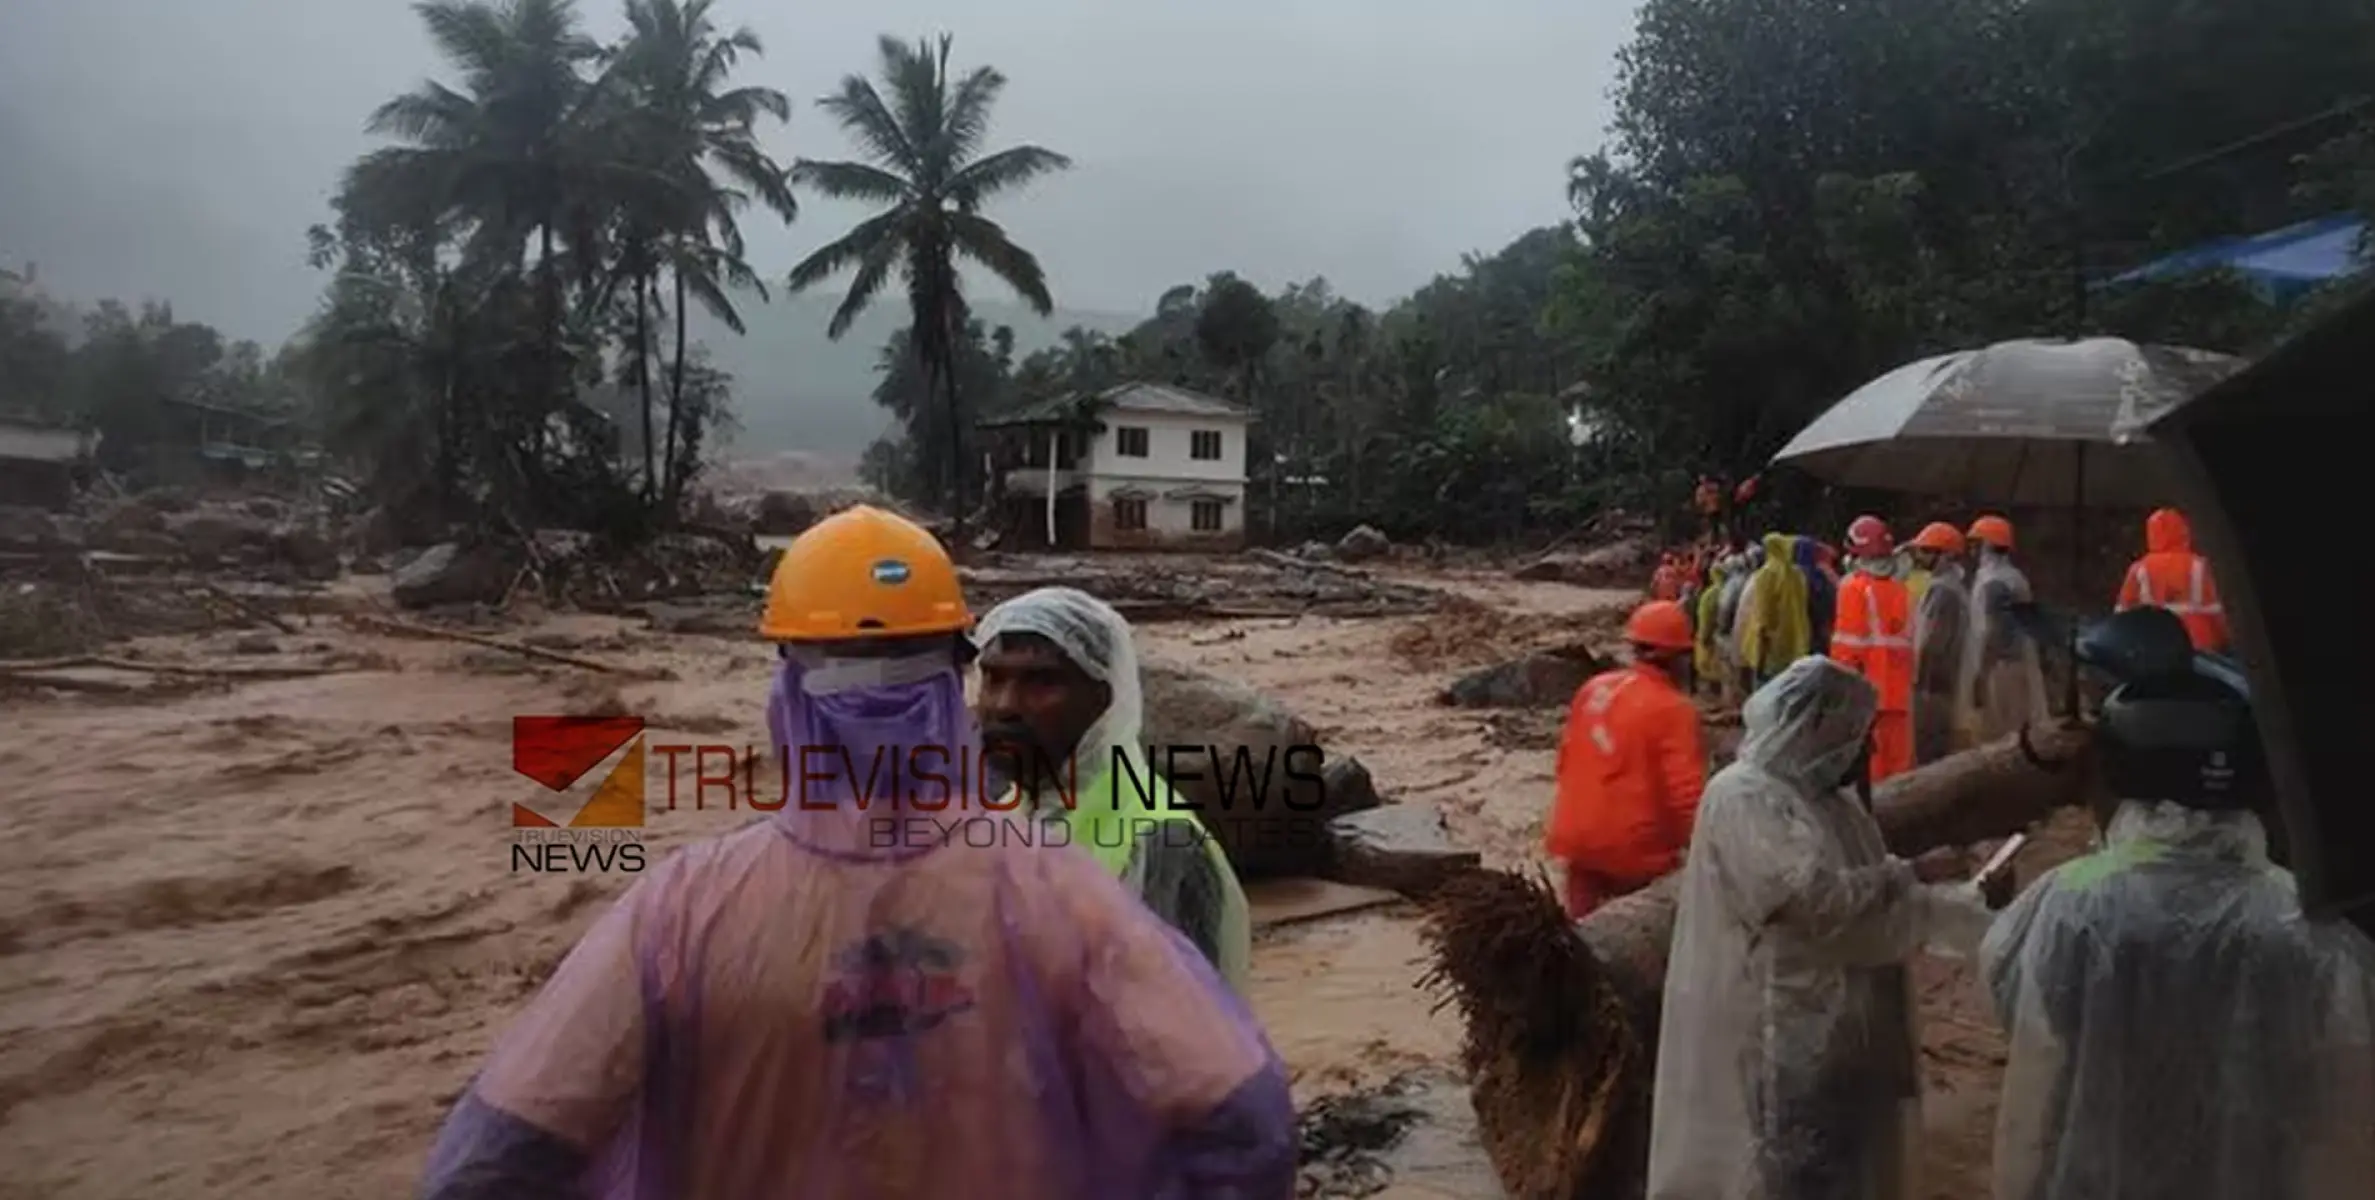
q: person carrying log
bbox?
[1979,606,2375,1200]
[1648,655,2001,1200]
[417,508,1294,1200]
[975,586,1254,993]
[1545,600,1708,919]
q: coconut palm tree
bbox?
[347,0,614,403]
[609,0,795,505]
[786,33,1072,539]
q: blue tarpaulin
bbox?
[2106,213,2369,302]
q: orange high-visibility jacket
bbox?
[1830,571,1915,712]
[2116,509,2229,652]
[1547,665,1707,883]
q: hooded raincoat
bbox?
[1962,548,2049,743]
[418,648,1294,1200]
[976,588,1253,993]
[2115,509,2230,653]
[1739,535,1813,684]
[1795,537,1837,654]
[1981,800,2375,1200]
[1909,560,1971,766]
[1695,560,1732,681]
[1648,656,1992,1200]
[1717,548,1758,659]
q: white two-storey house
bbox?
[980,382,1253,551]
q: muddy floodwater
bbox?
[0,565,2084,1197]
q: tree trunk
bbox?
[662,266,690,514]
[636,267,656,503]
[1419,723,2098,1200]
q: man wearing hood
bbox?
[1739,533,1813,687]
[418,508,1293,1200]
[2116,507,2230,654]
[1905,522,1973,766]
[1980,607,2375,1200]
[976,586,1253,993]
[1648,656,1997,1200]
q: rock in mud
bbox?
[753,491,818,537]
[1335,524,1391,563]
[1513,537,1657,588]
[1321,756,1385,817]
[165,510,275,563]
[391,542,515,609]
[1325,803,1479,894]
[1141,660,1373,879]
[1438,648,1604,709]
[271,525,341,580]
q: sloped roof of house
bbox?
[978,381,1251,430]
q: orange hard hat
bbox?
[1624,600,1695,652]
[1845,514,1893,558]
[757,504,971,641]
[1967,514,2015,550]
[1909,521,1966,554]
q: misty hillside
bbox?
[696,292,1143,457]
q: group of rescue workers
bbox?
[414,501,2371,1200]
[1556,505,2372,1199]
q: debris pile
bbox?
[962,552,1447,622]
[1438,646,1609,709]
[386,530,761,612]
[1512,537,1659,589]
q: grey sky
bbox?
[0,0,1637,346]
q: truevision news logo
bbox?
[508,715,1330,873]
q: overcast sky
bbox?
[0,0,1637,345]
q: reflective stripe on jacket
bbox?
[1830,571,1915,711]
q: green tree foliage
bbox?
[297,0,795,536]
[785,33,1072,535]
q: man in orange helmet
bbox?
[1545,600,1709,918]
[2116,507,2230,654]
[421,506,1296,1199]
[1965,514,2048,742]
[1830,515,1918,781]
[1906,522,1973,764]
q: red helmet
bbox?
[1845,515,1893,558]
[1624,600,1695,652]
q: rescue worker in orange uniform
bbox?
[2115,507,2230,654]
[1829,515,1917,782]
[1546,600,1709,919]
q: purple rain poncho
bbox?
[420,653,1296,1200]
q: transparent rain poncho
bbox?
[1962,548,2049,741]
[1980,799,2375,1200]
[1648,656,1992,1200]
[1910,559,1972,765]
[974,586,1253,991]
[419,648,1294,1200]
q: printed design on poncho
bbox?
[821,927,979,1044]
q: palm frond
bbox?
[880,35,949,180]
[368,83,478,145]
[814,75,917,171]
[941,63,1007,168]
[946,145,1071,212]
[786,210,905,294]
[948,211,1053,314]
[830,235,905,339]
[788,159,912,205]
[709,137,796,222]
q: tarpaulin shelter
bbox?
[2143,286,2375,936]
[2108,214,2370,303]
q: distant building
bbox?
[0,417,100,510]
[979,381,1253,551]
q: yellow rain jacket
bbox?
[1695,561,1731,678]
[1739,533,1812,678]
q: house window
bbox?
[1114,497,1148,531]
[1191,499,1225,533]
[1190,429,1223,461]
[1115,426,1149,457]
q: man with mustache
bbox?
[976,586,1253,992]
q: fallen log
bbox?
[1417,722,2097,1200]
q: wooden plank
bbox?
[1246,877,1403,929]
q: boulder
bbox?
[1326,803,1480,894]
[0,506,70,553]
[94,499,169,546]
[1513,537,1658,588]
[1336,524,1391,563]
[164,510,275,563]
[138,486,196,514]
[754,491,818,537]
[1141,660,1374,879]
[391,542,516,609]
[243,496,288,521]
[272,525,342,580]
[1439,648,1605,709]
